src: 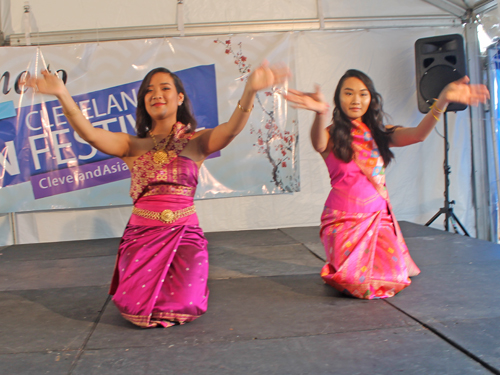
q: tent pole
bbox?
[177,0,185,37]
[317,0,325,30]
[486,45,500,242]
[465,21,491,240]
[9,212,17,245]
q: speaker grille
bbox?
[420,65,462,103]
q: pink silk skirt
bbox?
[320,207,420,299]
[109,195,209,328]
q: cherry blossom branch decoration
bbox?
[215,37,300,192]
[214,38,251,79]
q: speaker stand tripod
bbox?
[425,112,470,236]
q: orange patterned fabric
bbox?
[320,208,419,299]
[351,120,388,200]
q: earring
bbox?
[178,102,183,106]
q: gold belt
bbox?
[132,205,196,224]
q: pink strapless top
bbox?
[324,151,387,213]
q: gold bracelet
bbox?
[430,100,446,114]
[237,100,253,113]
[432,113,440,121]
[62,106,81,117]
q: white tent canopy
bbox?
[0,0,497,244]
[0,0,495,45]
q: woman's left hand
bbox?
[246,61,290,93]
[440,76,490,106]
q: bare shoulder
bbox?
[127,134,152,157]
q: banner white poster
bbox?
[0,33,299,213]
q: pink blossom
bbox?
[282,162,287,167]
[241,56,247,62]
[226,40,231,44]
[225,49,230,54]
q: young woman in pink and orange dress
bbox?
[286,69,488,299]
[29,63,289,327]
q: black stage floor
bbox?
[1,222,500,374]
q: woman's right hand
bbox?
[24,69,68,97]
[24,69,133,158]
[285,84,329,114]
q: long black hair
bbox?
[330,69,395,166]
[135,67,197,138]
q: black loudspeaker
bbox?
[415,34,467,113]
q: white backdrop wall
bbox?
[1,25,476,245]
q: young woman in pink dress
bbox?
[286,69,488,299]
[28,63,289,327]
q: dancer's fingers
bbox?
[287,88,304,96]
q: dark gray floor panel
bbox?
[389,261,500,323]
[427,316,500,370]
[208,243,324,279]
[86,274,417,350]
[399,221,452,238]
[0,286,108,354]
[279,226,326,261]
[404,234,500,267]
[73,326,491,375]
[0,238,120,261]
[205,229,298,247]
[0,256,115,291]
[0,351,76,375]
[279,226,320,245]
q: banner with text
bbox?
[0,33,298,213]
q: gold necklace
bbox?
[149,128,174,165]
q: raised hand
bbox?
[24,69,67,97]
[284,84,329,114]
[246,61,290,93]
[440,76,490,106]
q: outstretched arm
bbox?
[195,62,290,157]
[389,76,490,147]
[285,85,330,153]
[26,70,132,157]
